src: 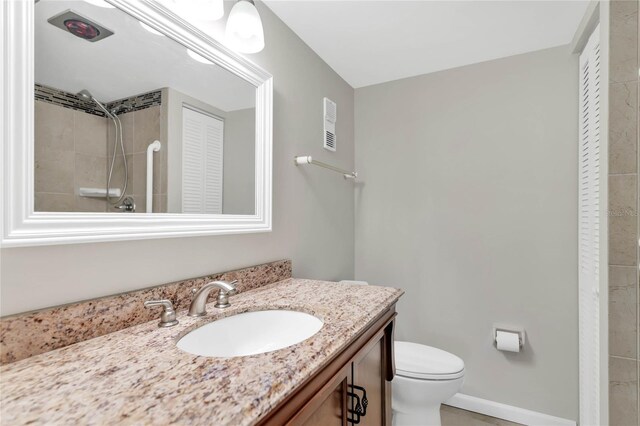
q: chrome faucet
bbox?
[188,280,238,316]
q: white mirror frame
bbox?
[1,0,273,247]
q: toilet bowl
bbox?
[392,341,465,426]
[337,281,465,425]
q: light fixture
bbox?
[224,0,264,54]
[167,0,224,22]
[83,0,115,8]
[140,22,164,36]
[187,49,214,65]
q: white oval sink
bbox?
[177,310,323,357]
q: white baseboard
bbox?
[444,393,577,426]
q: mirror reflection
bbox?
[34,0,256,214]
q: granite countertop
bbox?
[0,279,403,425]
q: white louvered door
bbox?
[578,24,600,426]
[181,106,224,214]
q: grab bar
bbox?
[146,140,161,212]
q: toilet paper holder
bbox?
[493,325,526,350]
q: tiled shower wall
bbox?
[34,100,109,212]
[609,1,640,425]
[34,87,166,213]
[106,105,168,213]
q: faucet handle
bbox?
[214,280,238,309]
[144,299,179,327]
[226,280,239,294]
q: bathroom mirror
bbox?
[35,0,256,215]
[2,0,272,245]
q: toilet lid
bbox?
[395,341,465,380]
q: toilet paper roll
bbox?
[496,330,521,353]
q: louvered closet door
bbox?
[578,24,600,426]
[182,106,224,214]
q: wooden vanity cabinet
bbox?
[351,327,392,426]
[258,306,396,426]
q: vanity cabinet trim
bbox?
[257,306,397,426]
[1,0,273,247]
[286,365,350,426]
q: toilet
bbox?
[337,281,465,426]
[392,341,465,426]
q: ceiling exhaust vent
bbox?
[323,97,337,152]
[48,10,114,42]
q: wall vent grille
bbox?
[323,97,336,151]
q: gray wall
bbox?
[0,2,355,316]
[354,46,579,420]
[223,107,256,215]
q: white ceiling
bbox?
[35,0,255,111]
[263,0,590,88]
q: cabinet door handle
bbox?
[347,384,368,424]
[347,390,362,424]
[350,384,368,416]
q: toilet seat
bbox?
[395,341,465,381]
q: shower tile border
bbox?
[107,90,162,114]
[35,84,105,116]
[34,83,162,117]
[0,259,292,364]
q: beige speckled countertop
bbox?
[0,279,403,425]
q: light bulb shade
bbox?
[224,0,264,54]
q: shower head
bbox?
[77,89,115,119]
[77,89,93,102]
